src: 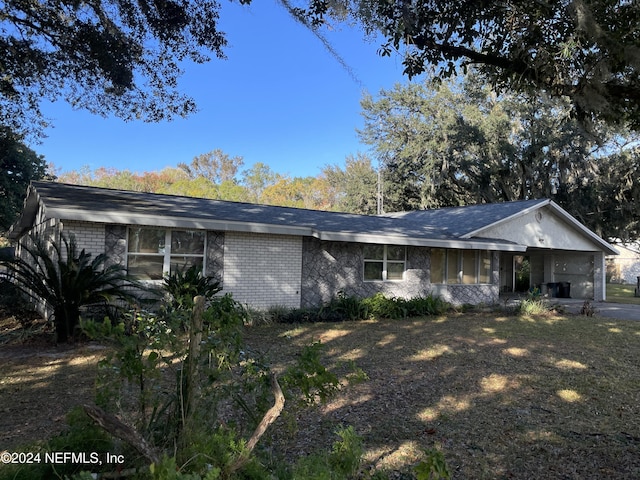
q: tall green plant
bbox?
[85,295,276,478]
[80,289,360,479]
[163,264,222,310]
[2,233,138,342]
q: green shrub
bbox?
[0,407,119,480]
[329,426,363,478]
[414,448,451,480]
[291,426,363,480]
[271,293,449,324]
[281,341,340,405]
[1,233,140,342]
[517,298,551,316]
[405,294,450,316]
[163,264,221,310]
[327,291,368,321]
[83,290,286,479]
[360,293,406,319]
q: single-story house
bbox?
[9,181,618,309]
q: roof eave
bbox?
[7,184,40,241]
[50,207,527,251]
[309,231,526,250]
[47,208,315,237]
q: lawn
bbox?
[607,283,640,305]
[244,311,640,479]
[2,309,640,479]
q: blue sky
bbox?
[36,0,416,179]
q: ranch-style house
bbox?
[9,182,618,309]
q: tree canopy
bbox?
[57,153,338,210]
[178,149,244,184]
[0,129,50,232]
[1,0,227,136]
[5,0,639,137]
[300,0,640,131]
[359,73,640,241]
[322,153,379,214]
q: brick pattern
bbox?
[105,225,127,267]
[433,283,499,305]
[206,231,225,285]
[20,216,501,308]
[223,232,302,309]
[62,221,105,256]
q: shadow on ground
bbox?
[244,311,640,478]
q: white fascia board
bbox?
[48,208,314,237]
[314,230,527,251]
[8,185,42,240]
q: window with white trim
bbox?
[363,245,406,281]
[430,249,492,284]
[127,228,205,280]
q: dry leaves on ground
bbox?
[2,311,640,479]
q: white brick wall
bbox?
[62,221,106,257]
[224,232,302,309]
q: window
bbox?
[430,249,492,284]
[462,250,476,284]
[479,251,491,284]
[363,245,406,281]
[127,228,205,280]
[430,249,445,284]
[447,251,460,284]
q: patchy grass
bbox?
[2,310,640,478]
[245,312,640,478]
[607,283,640,305]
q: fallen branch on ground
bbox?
[229,373,285,473]
[83,404,160,465]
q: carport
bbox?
[500,249,598,299]
[469,201,618,302]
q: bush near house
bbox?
[0,233,141,342]
[162,264,222,310]
[267,292,451,324]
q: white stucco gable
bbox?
[464,201,618,254]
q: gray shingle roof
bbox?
[383,199,550,238]
[10,182,563,252]
[28,181,447,238]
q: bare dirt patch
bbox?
[0,315,105,450]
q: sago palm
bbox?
[2,233,138,342]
